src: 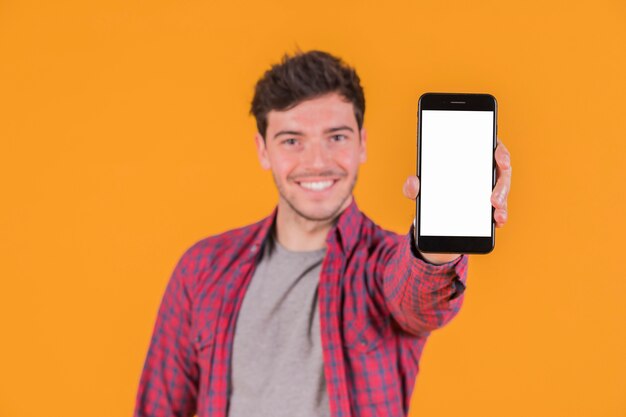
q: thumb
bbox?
[403,175,420,200]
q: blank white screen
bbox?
[420,110,493,237]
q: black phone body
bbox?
[415,92,497,254]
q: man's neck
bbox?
[274,196,351,252]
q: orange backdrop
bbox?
[1,1,625,416]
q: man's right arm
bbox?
[134,247,199,417]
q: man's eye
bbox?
[283,138,298,145]
[331,134,347,142]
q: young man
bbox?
[134,50,512,417]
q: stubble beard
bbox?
[273,172,358,223]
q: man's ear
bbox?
[254,132,271,170]
[359,126,367,164]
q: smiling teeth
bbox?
[299,180,334,191]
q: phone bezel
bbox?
[415,92,498,254]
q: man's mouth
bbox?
[295,179,338,192]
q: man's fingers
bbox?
[403,175,420,200]
[495,139,512,178]
[491,180,509,210]
[494,208,508,227]
[492,139,512,210]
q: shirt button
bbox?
[251,244,258,253]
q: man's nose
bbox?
[303,141,329,169]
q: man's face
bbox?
[255,92,367,222]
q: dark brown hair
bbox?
[250,50,365,140]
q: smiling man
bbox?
[256,91,365,252]
[134,50,512,417]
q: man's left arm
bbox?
[382,223,469,335]
[383,139,512,336]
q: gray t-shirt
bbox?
[227,226,330,417]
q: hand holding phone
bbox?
[403,140,511,261]
[414,93,503,254]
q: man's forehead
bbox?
[266,93,357,134]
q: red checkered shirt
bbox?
[134,196,468,417]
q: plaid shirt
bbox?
[134,196,468,417]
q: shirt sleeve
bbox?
[382,220,469,336]
[134,247,199,417]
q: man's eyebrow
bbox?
[272,125,355,140]
[324,125,354,134]
[273,130,304,140]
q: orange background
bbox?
[1,1,625,416]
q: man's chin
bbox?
[284,197,350,222]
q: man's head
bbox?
[250,50,367,223]
[251,50,365,140]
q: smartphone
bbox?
[415,92,497,254]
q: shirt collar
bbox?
[248,195,362,261]
[326,195,362,255]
